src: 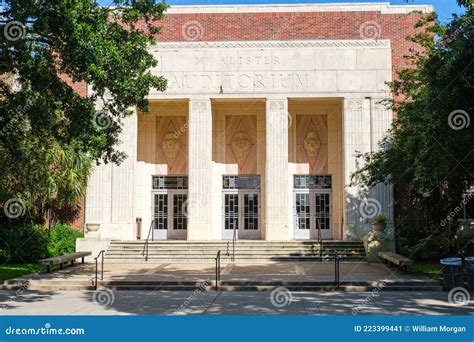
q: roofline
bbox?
[165,2,434,15]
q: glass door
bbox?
[293,190,332,240]
[222,190,260,240]
[223,192,239,240]
[152,190,187,240]
[294,191,311,240]
[240,191,260,240]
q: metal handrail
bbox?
[316,216,322,242]
[94,250,105,290]
[334,249,340,289]
[232,223,237,262]
[142,219,155,261]
[215,251,221,290]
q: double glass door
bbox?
[152,190,187,240]
[294,190,332,240]
[223,191,260,240]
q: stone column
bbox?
[265,98,290,240]
[343,98,394,244]
[187,99,212,240]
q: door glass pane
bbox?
[225,194,239,230]
[244,194,259,230]
[295,193,310,230]
[154,194,168,230]
[315,193,330,230]
[173,194,187,230]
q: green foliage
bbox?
[47,223,83,257]
[351,7,473,259]
[0,223,82,262]
[0,223,49,263]
[372,214,388,225]
[0,1,168,223]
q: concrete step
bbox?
[104,241,367,263]
[1,280,442,292]
[103,258,368,263]
[108,247,364,252]
[104,251,366,256]
[110,242,364,247]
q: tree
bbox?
[351,4,473,258]
[0,1,168,223]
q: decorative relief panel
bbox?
[303,131,321,158]
[269,100,285,111]
[162,131,180,159]
[231,131,251,160]
[191,100,209,111]
[226,115,257,174]
[296,115,328,174]
[156,116,187,175]
[347,99,363,110]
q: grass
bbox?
[411,261,444,281]
[0,264,46,282]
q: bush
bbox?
[47,224,83,257]
[0,223,83,263]
[0,223,49,263]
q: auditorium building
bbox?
[80,3,433,246]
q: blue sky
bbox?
[162,0,465,23]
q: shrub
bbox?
[0,223,49,263]
[47,224,83,257]
[373,213,388,225]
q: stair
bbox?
[2,279,442,292]
[103,240,367,263]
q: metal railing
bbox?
[94,250,105,290]
[232,225,237,262]
[215,251,221,290]
[334,249,340,289]
[142,219,155,261]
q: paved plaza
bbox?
[4,261,438,284]
[0,290,471,315]
[0,261,471,315]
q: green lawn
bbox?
[411,262,444,280]
[0,264,46,282]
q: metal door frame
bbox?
[222,190,260,240]
[293,189,333,240]
[151,189,188,240]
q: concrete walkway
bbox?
[5,262,437,284]
[0,290,471,315]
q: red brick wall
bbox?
[154,10,427,80]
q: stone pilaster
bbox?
[343,98,394,242]
[187,99,212,240]
[265,98,290,240]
